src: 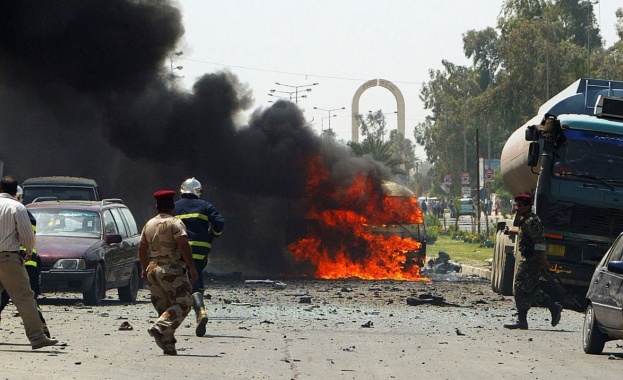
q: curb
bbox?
[459,263,492,280]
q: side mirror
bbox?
[525,125,537,141]
[527,142,540,167]
[106,234,123,244]
[607,261,623,275]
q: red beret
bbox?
[514,194,533,204]
[153,190,176,202]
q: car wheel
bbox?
[83,264,106,306]
[582,303,607,354]
[118,264,139,302]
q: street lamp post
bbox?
[268,89,310,102]
[274,82,318,103]
[169,51,184,81]
[533,16,549,99]
[321,115,336,133]
[314,106,345,132]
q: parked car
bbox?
[456,197,476,217]
[582,231,623,354]
[22,176,101,204]
[26,198,140,305]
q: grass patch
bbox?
[428,233,493,268]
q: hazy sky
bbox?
[174,0,621,149]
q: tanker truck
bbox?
[491,78,623,309]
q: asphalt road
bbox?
[0,276,621,379]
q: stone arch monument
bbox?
[351,79,405,142]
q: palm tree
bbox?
[348,139,406,175]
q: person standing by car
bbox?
[139,190,198,355]
[0,186,50,338]
[0,176,58,349]
[173,177,224,337]
[504,194,562,330]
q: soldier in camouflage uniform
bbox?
[504,194,562,330]
[139,190,198,355]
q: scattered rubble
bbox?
[422,251,462,274]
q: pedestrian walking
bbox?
[0,176,58,349]
[0,186,50,338]
[139,190,198,355]
[173,177,224,337]
[504,194,562,330]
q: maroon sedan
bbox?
[27,199,141,305]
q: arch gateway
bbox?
[351,79,405,142]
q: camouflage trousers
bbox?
[513,257,552,311]
[146,260,192,342]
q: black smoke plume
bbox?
[0,0,390,276]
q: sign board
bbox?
[444,174,452,185]
[461,186,471,197]
[479,158,500,184]
[461,172,470,185]
[484,168,494,182]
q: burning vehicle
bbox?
[287,156,427,281]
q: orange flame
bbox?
[288,156,428,281]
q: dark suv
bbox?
[27,199,140,305]
[582,231,623,354]
[22,176,101,204]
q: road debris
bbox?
[245,279,287,289]
[406,293,463,307]
[423,251,462,274]
[118,321,133,331]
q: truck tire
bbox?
[491,230,515,296]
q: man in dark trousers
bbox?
[0,176,58,349]
[139,190,198,355]
[173,177,224,337]
[504,194,562,330]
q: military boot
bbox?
[549,301,563,327]
[503,309,528,330]
[192,292,208,337]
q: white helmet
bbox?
[16,185,23,203]
[180,177,202,197]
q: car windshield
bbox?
[30,209,101,238]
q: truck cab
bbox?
[22,176,101,204]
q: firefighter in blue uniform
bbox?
[173,178,224,337]
[0,186,50,337]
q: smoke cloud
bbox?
[0,0,390,275]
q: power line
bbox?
[181,57,424,85]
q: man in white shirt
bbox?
[0,175,58,349]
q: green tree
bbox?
[349,110,406,175]
[355,110,387,141]
[321,127,337,141]
[348,138,406,175]
[415,61,482,196]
